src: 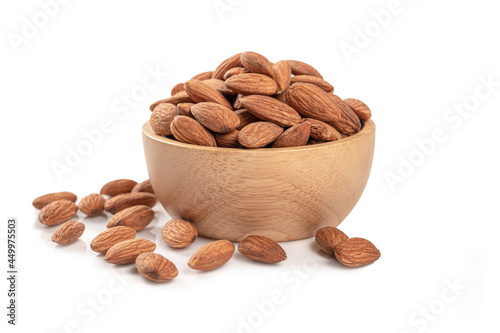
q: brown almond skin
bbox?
[315,226,349,256]
[212,53,242,80]
[225,73,278,96]
[184,79,233,110]
[161,219,198,249]
[327,100,361,136]
[100,179,138,197]
[286,83,341,122]
[175,103,195,118]
[303,118,342,142]
[233,94,244,109]
[223,67,250,80]
[51,220,85,245]
[290,75,334,93]
[90,226,137,254]
[136,253,178,282]
[215,130,240,148]
[235,109,259,130]
[240,51,274,78]
[287,60,323,78]
[170,116,217,147]
[191,102,240,133]
[150,91,193,111]
[78,193,106,217]
[39,200,78,226]
[105,238,156,265]
[103,192,157,214]
[343,98,372,120]
[191,71,213,80]
[334,238,381,267]
[170,83,184,96]
[107,205,155,231]
[238,235,287,264]
[238,122,284,149]
[240,95,302,127]
[273,60,292,94]
[272,122,311,148]
[150,103,177,136]
[131,179,155,194]
[33,191,77,209]
[188,240,235,271]
[203,79,234,96]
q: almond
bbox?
[327,100,361,136]
[105,238,156,265]
[39,199,78,226]
[100,179,138,197]
[343,98,372,120]
[329,94,342,102]
[290,75,334,93]
[286,83,341,122]
[238,235,287,263]
[233,94,244,109]
[223,67,250,80]
[33,191,77,209]
[188,240,234,271]
[273,60,292,94]
[334,238,381,267]
[203,79,234,95]
[225,73,278,96]
[136,253,178,282]
[315,226,349,256]
[78,193,106,217]
[240,51,274,78]
[51,220,85,245]
[240,95,302,127]
[150,103,177,136]
[170,83,184,96]
[131,179,155,194]
[161,219,198,249]
[238,122,283,149]
[212,53,242,80]
[184,79,233,110]
[191,71,213,80]
[103,192,157,214]
[235,109,259,130]
[287,60,323,78]
[170,116,217,147]
[90,226,137,254]
[303,118,342,141]
[215,130,240,148]
[191,102,240,133]
[107,205,155,231]
[175,103,195,118]
[150,91,193,111]
[272,122,311,148]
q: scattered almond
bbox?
[51,220,85,245]
[33,191,77,209]
[188,240,235,271]
[315,226,349,256]
[107,205,155,231]
[39,200,78,226]
[334,238,381,267]
[238,235,287,263]
[131,179,155,194]
[78,193,106,217]
[103,192,157,214]
[90,226,137,254]
[100,179,138,197]
[136,253,178,282]
[161,219,198,249]
[105,238,156,264]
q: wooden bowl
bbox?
[142,119,375,242]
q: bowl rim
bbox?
[143,118,375,153]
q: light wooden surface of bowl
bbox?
[143,119,375,242]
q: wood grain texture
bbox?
[142,120,375,242]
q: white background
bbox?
[1,0,499,332]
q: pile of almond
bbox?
[148,51,372,148]
[33,178,380,283]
